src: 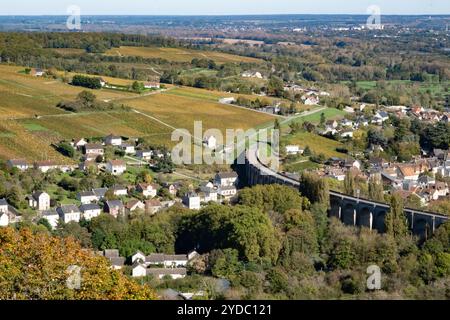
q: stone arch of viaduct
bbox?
[237,146,449,238]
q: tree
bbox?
[267,76,284,97]
[266,267,289,293]
[385,192,409,239]
[209,248,242,279]
[344,171,357,197]
[131,81,145,93]
[319,112,326,127]
[273,119,281,131]
[368,174,384,202]
[0,227,155,300]
[72,75,102,89]
[57,142,75,158]
[299,172,329,206]
[77,90,96,108]
[238,184,304,215]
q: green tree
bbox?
[368,174,384,202]
[267,76,284,97]
[344,171,357,197]
[210,248,242,279]
[385,192,409,239]
[77,90,96,108]
[299,172,330,206]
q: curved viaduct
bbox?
[236,145,449,238]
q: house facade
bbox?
[27,191,50,211]
[106,160,126,176]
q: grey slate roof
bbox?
[216,172,238,179]
[42,209,58,217]
[79,203,101,212]
[104,249,120,258]
[93,188,108,198]
[58,205,80,214]
[146,268,187,276]
[106,200,124,208]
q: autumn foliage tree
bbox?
[0,227,156,300]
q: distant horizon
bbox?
[0,13,450,16]
[0,0,448,16]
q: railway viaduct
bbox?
[237,145,449,237]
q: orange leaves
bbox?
[0,227,156,300]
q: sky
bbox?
[0,0,449,15]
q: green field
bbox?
[105,46,263,64]
[342,80,450,97]
[283,107,346,128]
[283,131,346,159]
[0,65,139,120]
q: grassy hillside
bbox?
[0,64,275,162]
[104,46,262,64]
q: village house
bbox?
[199,182,218,203]
[106,160,126,175]
[79,203,102,220]
[343,106,355,113]
[101,249,125,270]
[92,188,108,199]
[144,81,160,89]
[111,185,128,197]
[325,168,347,181]
[120,143,136,155]
[217,185,238,198]
[241,71,263,79]
[304,96,319,106]
[214,172,238,187]
[396,164,427,181]
[105,200,125,218]
[104,134,122,146]
[136,183,158,198]
[125,199,145,213]
[34,161,59,173]
[163,183,178,196]
[27,191,50,211]
[132,251,193,268]
[7,159,29,171]
[31,68,45,77]
[340,130,354,139]
[341,119,354,127]
[136,150,153,160]
[326,120,339,129]
[145,199,163,215]
[183,192,201,210]
[372,111,389,125]
[83,143,104,161]
[72,138,87,150]
[77,191,98,204]
[0,199,21,227]
[132,265,187,279]
[57,205,81,224]
[219,97,236,104]
[41,209,60,229]
[285,145,303,155]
